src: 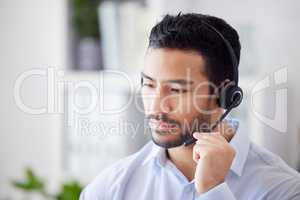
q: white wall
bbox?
[0,0,68,198]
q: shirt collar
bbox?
[142,142,167,166]
[142,119,250,177]
[227,119,250,176]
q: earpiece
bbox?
[219,84,243,109]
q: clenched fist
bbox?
[192,132,236,194]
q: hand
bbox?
[192,132,236,194]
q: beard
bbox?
[146,113,211,149]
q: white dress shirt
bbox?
[80,119,300,200]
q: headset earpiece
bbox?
[219,83,243,109]
[229,86,243,108]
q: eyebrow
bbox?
[141,72,154,81]
[141,72,194,85]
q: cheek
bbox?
[173,105,201,130]
[192,96,210,113]
[171,94,208,115]
[172,97,208,129]
[141,91,152,113]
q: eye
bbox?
[142,83,155,88]
[170,88,188,93]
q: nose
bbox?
[148,86,172,114]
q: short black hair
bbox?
[148,13,241,88]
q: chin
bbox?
[151,130,183,148]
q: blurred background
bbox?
[1,0,300,199]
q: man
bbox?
[80,13,300,199]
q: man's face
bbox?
[141,48,218,148]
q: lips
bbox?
[149,119,179,132]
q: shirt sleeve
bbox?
[264,177,300,200]
[195,182,236,200]
[79,177,106,200]
[79,167,112,200]
[79,189,87,200]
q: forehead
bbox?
[143,48,208,82]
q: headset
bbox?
[183,21,243,146]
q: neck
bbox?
[167,144,197,182]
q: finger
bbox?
[193,132,203,140]
[193,143,215,159]
[193,132,220,140]
[201,132,228,142]
[193,145,200,163]
[193,144,206,162]
[196,133,225,144]
[195,138,221,147]
[211,132,230,142]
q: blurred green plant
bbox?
[72,0,101,39]
[56,181,82,200]
[12,167,83,200]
